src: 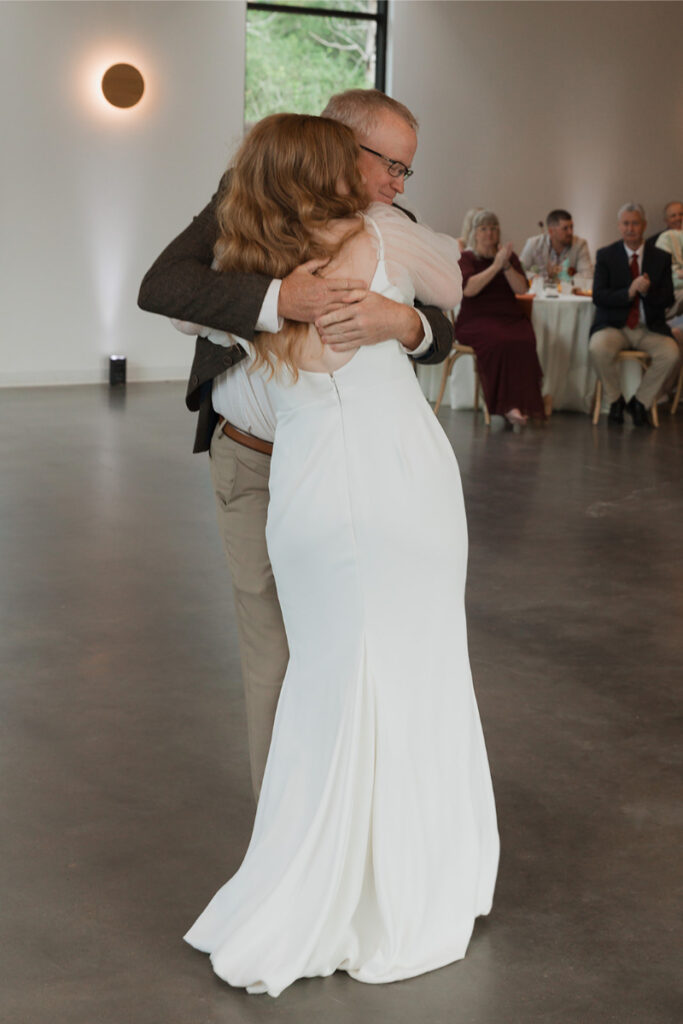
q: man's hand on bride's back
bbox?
[279,259,367,323]
[316,293,424,352]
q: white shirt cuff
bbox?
[401,309,433,358]
[256,279,284,333]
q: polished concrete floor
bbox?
[1,383,681,1024]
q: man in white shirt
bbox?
[520,209,592,282]
[138,91,456,797]
[589,203,677,426]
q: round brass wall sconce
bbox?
[101,63,144,108]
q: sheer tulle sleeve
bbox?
[367,202,462,310]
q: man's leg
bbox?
[209,425,289,800]
[589,327,629,403]
[631,328,680,407]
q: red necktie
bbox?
[626,252,640,328]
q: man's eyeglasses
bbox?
[359,145,414,180]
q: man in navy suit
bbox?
[589,203,678,426]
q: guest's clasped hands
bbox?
[629,272,650,298]
[492,241,514,271]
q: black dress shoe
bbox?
[607,396,625,424]
[626,396,649,427]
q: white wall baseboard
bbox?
[0,366,188,388]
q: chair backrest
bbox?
[515,295,534,321]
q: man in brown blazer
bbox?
[138,90,454,798]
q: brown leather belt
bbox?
[218,417,273,456]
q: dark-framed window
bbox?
[245,1,388,123]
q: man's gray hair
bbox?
[618,202,646,219]
[321,89,418,138]
[468,210,500,251]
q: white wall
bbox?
[3,1,682,387]
[391,1,683,254]
[0,1,246,386]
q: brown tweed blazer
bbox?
[138,177,454,452]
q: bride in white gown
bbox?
[182,114,499,997]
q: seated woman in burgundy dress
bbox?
[455,210,545,426]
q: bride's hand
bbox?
[317,293,424,351]
[279,259,367,323]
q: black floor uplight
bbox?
[109,355,126,387]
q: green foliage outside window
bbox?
[245,1,378,122]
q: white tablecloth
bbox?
[418,295,646,415]
[531,295,595,412]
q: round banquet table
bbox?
[527,294,596,413]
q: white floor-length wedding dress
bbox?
[184,203,499,996]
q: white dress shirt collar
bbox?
[623,242,644,268]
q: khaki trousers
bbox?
[209,424,289,800]
[589,325,680,406]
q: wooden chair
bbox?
[591,350,659,427]
[515,293,535,320]
[670,362,683,415]
[433,343,490,424]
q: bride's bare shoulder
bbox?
[322,214,363,241]
[322,216,378,283]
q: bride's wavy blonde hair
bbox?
[214,114,368,376]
